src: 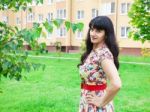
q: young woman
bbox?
[78,16,122,112]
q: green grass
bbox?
[28,51,150,63]
[0,53,150,112]
[27,51,81,58]
[119,55,150,63]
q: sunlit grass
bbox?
[0,53,150,112]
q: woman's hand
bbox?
[85,91,103,108]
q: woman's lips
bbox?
[91,37,97,40]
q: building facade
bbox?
[0,0,149,55]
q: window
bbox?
[111,2,115,13]
[121,27,125,37]
[3,16,9,23]
[121,26,130,38]
[47,13,53,21]
[99,2,115,15]
[121,3,126,14]
[57,9,66,19]
[77,10,84,19]
[76,31,83,39]
[27,13,34,22]
[38,14,43,23]
[121,3,131,14]
[127,3,131,12]
[48,0,54,4]
[56,27,66,37]
[16,17,21,24]
[92,9,98,18]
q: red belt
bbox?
[81,83,107,91]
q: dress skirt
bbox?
[79,89,114,112]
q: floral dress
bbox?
[79,44,114,112]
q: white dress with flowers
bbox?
[79,45,114,112]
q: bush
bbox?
[141,48,150,57]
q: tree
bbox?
[0,0,84,80]
[128,0,150,43]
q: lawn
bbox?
[0,53,150,112]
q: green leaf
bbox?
[28,7,32,12]
[14,26,19,32]
[65,21,71,31]
[39,42,46,49]
[32,27,42,38]
[2,61,9,71]
[22,29,32,42]
[76,22,84,31]
[128,0,150,43]
[40,0,43,4]
[0,0,85,81]
[43,20,53,33]
[71,23,78,33]
[141,38,145,43]
[33,22,40,28]
[53,19,64,28]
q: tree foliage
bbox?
[0,0,84,80]
[128,0,150,43]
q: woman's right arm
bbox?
[98,59,122,107]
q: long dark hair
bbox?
[78,16,120,69]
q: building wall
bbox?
[0,0,150,54]
[71,0,100,47]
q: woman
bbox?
[78,16,122,112]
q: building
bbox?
[0,0,150,55]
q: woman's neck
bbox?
[93,42,105,50]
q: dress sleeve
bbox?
[98,48,114,65]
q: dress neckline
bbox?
[92,44,107,52]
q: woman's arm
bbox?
[98,59,122,107]
[86,59,122,107]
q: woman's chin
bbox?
[91,41,98,44]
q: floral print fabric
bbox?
[79,44,114,112]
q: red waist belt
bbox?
[81,83,107,91]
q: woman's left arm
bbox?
[86,59,122,107]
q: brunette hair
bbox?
[78,16,119,69]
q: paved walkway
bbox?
[28,55,150,66]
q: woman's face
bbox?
[90,28,105,44]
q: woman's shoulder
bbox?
[94,44,111,54]
[95,44,113,62]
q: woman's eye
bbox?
[98,30,103,33]
[90,28,94,31]
[96,30,100,33]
